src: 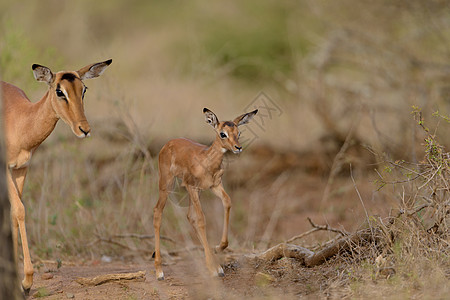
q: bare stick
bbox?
[350,164,374,237]
[307,217,349,236]
[286,218,348,244]
[94,234,153,254]
[320,108,362,209]
[76,271,146,286]
[111,233,176,244]
[286,228,320,244]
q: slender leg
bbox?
[186,186,224,277]
[7,167,33,293]
[153,170,174,281]
[211,183,231,252]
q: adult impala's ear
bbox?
[203,108,219,129]
[234,109,258,126]
[32,64,54,85]
[77,59,112,80]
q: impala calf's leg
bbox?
[7,167,34,293]
[153,190,168,281]
[186,186,224,277]
[211,183,231,252]
[153,168,174,281]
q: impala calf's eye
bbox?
[220,132,227,139]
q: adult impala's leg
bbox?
[7,167,33,293]
[6,168,19,268]
[211,183,231,252]
[153,170,174,280]
[186,186,224,277]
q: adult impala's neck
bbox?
[24,90,59,150]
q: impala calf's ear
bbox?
[77,59,112,80]
[203,108,219,129]
[32,64,54,85]
[234,109,258,126]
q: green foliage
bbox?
[0,18,62,89]
[175,1,315,81]
[33,287,50,298]
[432,110,450,123]
[56,258,62,269]
[49,213,57,226]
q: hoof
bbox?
[21,285,31,296]
[214,243,228,253]
[216,266,225,278]
[157,271,165,281]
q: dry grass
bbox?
[333,112,450,298]
[1,0,449,298]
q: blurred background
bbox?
[1,0,449,260]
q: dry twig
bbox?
[286,217,348,244]
[112,233,176,244]
[93,234,153,254]
[76,271,146,286]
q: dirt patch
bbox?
[27,251,349,299]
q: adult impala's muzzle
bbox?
[79,126,90,137]
[74,120,91,138]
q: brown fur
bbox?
[1,59,111,292]
[153,108,257,280]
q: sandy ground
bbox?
[27,250,348,300]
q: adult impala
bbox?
[153,107,258,280]
[1,59,112,293]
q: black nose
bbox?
[235,146,242,150]
[79,126,90,135]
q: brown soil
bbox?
[27,251,349,300]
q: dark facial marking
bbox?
[61,73,77,82]
[223,121,235,127]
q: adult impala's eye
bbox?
[56,89,65,98]
[220,132,227,139]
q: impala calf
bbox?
[153,107,258,280]
[1,59,112,293]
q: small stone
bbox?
[66,292,75,299]
[101,255,112,263]
[41,273,54,280]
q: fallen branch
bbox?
[305,229,375,266]
[252,243,314,264]
[76,271,146,286]
[251,228,377,267]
